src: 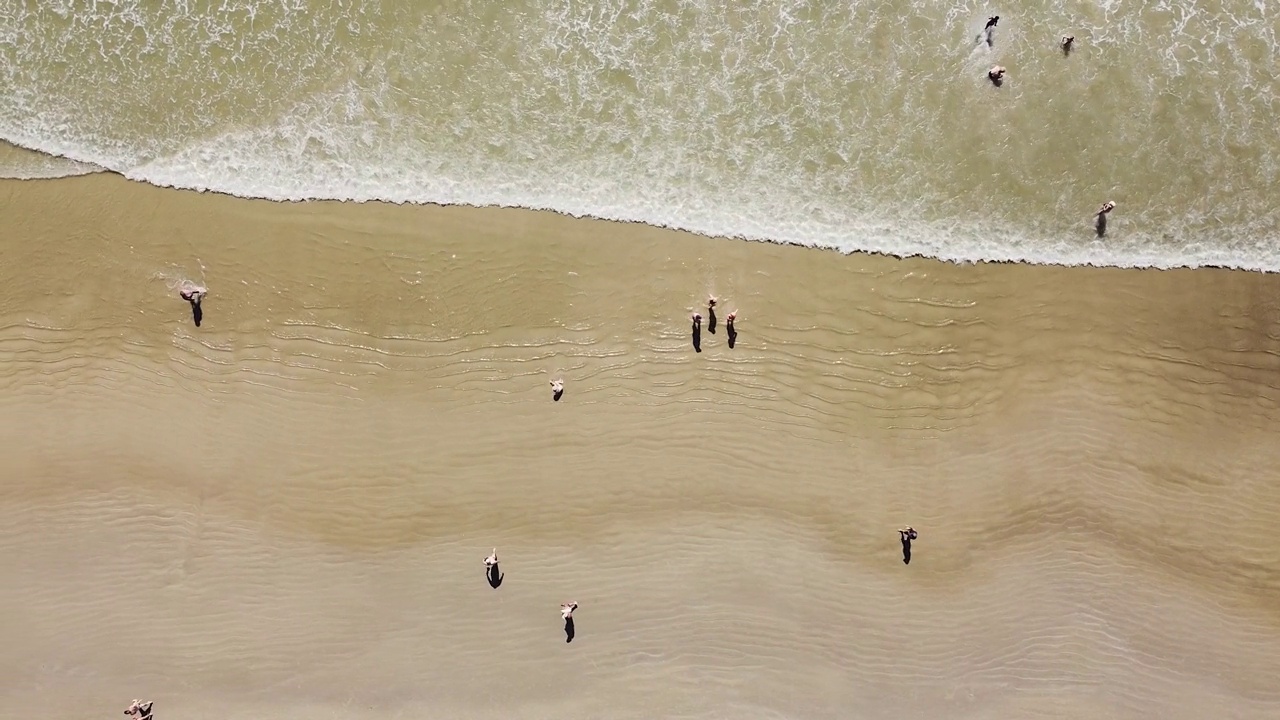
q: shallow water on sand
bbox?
[2,176,1280,718]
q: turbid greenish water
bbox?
[2,0,1277,267]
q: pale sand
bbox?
[2,175,1280,720]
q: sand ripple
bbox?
[2,177,1280,719]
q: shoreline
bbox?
[0,156,1273,273]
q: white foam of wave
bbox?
[2,0,1278,271]
[117,108,1275,272]
[4,73,1276,273]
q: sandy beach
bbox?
[2,174,1280,719]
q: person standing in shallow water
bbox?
[561,602,578,643]
[484,548,503,588]
[899,527,918,565]
[178,282,206,327]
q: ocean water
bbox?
[2,0,1277,269]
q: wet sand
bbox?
[2,174,1280,720]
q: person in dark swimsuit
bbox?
[899,527,918,565]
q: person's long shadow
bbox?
[1095,213,1108,238]
[189,299,203,327]
[900,532,914,565]
[487,563,503,589]
[692,317,702,353]
[708,305,717,334]
[564,616,575,643]
[727,320,737,349]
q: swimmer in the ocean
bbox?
[550,379,564,401]
[1061,35,1075,54]
[1094,201,1116,237]
[124,700,154,720]
[979,15,999,47]
[987,65,1006,86]
[899,527,918,565]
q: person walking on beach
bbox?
[550,379,564,401]
[988,65,1006,86]
[561,602,578,643]
[707,296,718,334]
[1061,35,1075,55]
[691,313,703,353]
[124,700,154,720]
[899,527,918,565]
[726,311,738,349]
[485,548,503,588]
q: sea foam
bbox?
[2,0,1277,270]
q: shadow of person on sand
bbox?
[189,300,203,327]
[564,616,575,643]
[1095,213,1108,238]
[487,562,503,589]
[691,314,702,353]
